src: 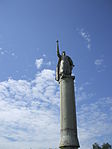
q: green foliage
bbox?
[93,143,101,149]
[92,143,111,149]
[102,143,111,149]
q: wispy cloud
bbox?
[42,54,46,57]
[78,97,112,149]
[47,61,51,66]
[35,58,43,69]
[77,28,91,50]
[76,82,94,101]
[94,57,106,72]
[35,57,52,69]
[94,59,103,66]
[0,48,16,57]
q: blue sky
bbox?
[0,0,112,149]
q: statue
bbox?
[56,40,74,81]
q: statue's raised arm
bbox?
[56,40,61,58]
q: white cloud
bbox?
[77,97,112,149]
[76,82,94,101]
[1,51,5,55]
[0,68,60,149]
[47,61,51,66]
[94,59,103,66]
[35,58,52,69]
[0,59,111,149]
[11,52,15,56]
[35,58,43,69]
[0,48,16,57]
[94,58,106,72]
[42,54,46,57]
[77,28,91,50]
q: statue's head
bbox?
[62,51,66,56]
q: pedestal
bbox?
[59,76,79,149]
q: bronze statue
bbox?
[56,40,74,81]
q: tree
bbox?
[93,143,101,149]
[102,143,111,149]
[92,143,111,149]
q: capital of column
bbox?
[59,75,75,83]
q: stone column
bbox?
[59,76,80,149]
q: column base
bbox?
[60,147,78,149]
[59,129,79,148]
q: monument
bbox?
[56,40,80,149]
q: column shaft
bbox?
[59,77,79,149]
